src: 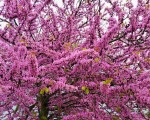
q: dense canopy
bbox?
[0,0,150,119]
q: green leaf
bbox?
[103,78,113,85]
[40,87,50,95]
[41,116,48,120]
[44,87,49,93]
[72,43,78,49]
[40,89,45,95]
[54,105,60,110]
[81,86,86,91]
[115,106,121,112]
[112,115,120,120]
[85,88,89,94]
[81,86,90,95]
[94,57,100,62]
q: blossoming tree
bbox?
[0,0,150,119]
